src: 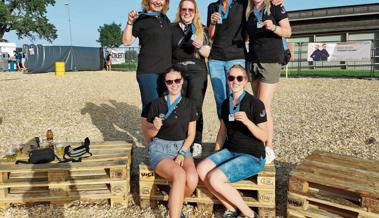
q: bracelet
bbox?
[178,149,186,157]
[271,25,277,32]
[127,21,133,26]
[210,23,216,26]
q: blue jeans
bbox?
[207,148,265,183]
[136,73,165,116]
[148,138,192,169]
[208,59,246,118]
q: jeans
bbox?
[208,59,246,118]
[207,148,265,183]
[136,73,165,117]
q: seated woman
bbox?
[197,64,268,218]
[144,66,198,218]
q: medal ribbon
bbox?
[229,90,246,114]
[253,5,266,23]
[139,11,161,16]
[218,0,233,20]
[165,95,182,120]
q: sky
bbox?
[4,0,379,47]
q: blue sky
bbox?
[4,0,378,47]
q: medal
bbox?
[159,113,165,121]
[257,21,263,28]
[228,114,235,121]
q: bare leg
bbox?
[182,157,198,197]
[257,82,277,148]
[251,79,260,97]
[197,159,236,211]
[156,158,186,218]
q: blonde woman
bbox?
[122,0,172,143]
[171,0,211,157]
[245,0,291,164]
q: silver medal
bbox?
[228,114,235,121]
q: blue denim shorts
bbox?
[148,138,192,169]
[207,148,265,183]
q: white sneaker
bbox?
[265,147,276,164]
[192,143,202,158]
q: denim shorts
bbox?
[207,148,265,183]
[148,138,192,169]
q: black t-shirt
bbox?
[221,92,267,158]
[246,4,288,63]
[132,14,172,74]
[147,97,198,141]
[207,0,247,61]
[171,22,209,66]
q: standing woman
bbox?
[197,65,267,218]
[172,0,211,156]
[246,0,291,163]
[145,66,198,218]
[123,0,172,142]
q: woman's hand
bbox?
[210,12,220,25]
[234,111,250,126]
[153,117,163,130]
[192,39,203,49]
[127,10,139,25]
[263,20,275,31]
[272,0,284,6]
[174,155,185,166]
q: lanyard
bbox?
[229,90,246,114]
[190,24,196,35]
[165,95,182,119]
[139,11,161,17]
[253,5,266,22]
[218,0,233,20]
[282,37,288,50]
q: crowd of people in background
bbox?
[122,0,291,217]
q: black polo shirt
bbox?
[246,4,288,63]
[207,0,247,61]
[132,14,172,74]
[221,92,267,158]
[171,23,209,66]
[147,97,198,141]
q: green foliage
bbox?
[0,0,57,42]
[97,22,122,48]
[125,50,138,61]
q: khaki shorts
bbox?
[250,63,281,84]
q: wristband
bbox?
[178,149,186,157]
[127,21,133,26]
[210,23,216,26]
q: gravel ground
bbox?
[0,71,378,218]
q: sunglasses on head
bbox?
[181,8,194,13]
[165,78,182,85]
[227,75,245,82]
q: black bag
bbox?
[62,137,92,162]
[16,148,56,164]
[282,49,291,66]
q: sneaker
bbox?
[223,210,238,218]
[192,143,202,158]
[265,147,276,164]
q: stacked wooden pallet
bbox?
[0,141,132,208]
[287,150,379,218]
[139,162,276,217]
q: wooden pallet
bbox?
[287,150,379,218]
[139,163,276,217]
[0,141,132,208]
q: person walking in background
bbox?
[246,0,291,164]
[144,66,198,218]
[172,0,211,158]
[207,0,283,119]
[105,51,112,71]
[122,0,172,143]
[197,65,267,218]
[15,51,22,71]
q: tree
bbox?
[97,22,122,48]
[0,0,57,42]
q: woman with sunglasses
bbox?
[245,0,291,164]
[145,66,198,218]
[172,0,211,158]
[206,0,283,120]
[197,64,267,218]
[123,0,171,143]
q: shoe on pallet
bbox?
[223,210,238,218]
[265,146,276,164]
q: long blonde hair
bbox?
[246,0,271,21]
[175,0,204,42]
[142,0,170,14]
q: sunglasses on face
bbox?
[165,78,183,85]
[227,75,245,82]
[181,8,194,13]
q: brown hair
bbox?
[246,0,271,21]
[142,0,170,14]
[175,0,204,42]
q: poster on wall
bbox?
[307,41,371,62]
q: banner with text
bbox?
[107,48,125,65]
[307,41,371,62]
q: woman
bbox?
[172,0,211,157]
[105,52,112,71]
[122,0,172,142]
[207,0,283,119]
[145,66,198,218]
[197,64,268,218]
[246,0,291,163]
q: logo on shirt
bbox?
[281,7,286,14]
[260,109,266,118]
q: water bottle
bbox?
[46,128,54,148]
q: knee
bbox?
[207,170,226,190]
[172,168,186,184]
[197,163,209,181]
[186,170,199,190]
